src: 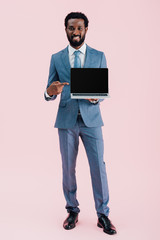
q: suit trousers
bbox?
[58,114,110,217]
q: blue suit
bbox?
[45,44,110,217]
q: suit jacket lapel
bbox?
[61,46,71,72]
[61,44,95,73]
[83,44,95,68]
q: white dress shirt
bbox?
[68,42,86,68]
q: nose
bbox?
[73,28,80,36]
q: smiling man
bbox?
[66,18,86,47]
[44,12,117,235]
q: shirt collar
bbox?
[68,42,86,56]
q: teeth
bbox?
[73,36,79,39]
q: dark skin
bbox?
[47,18,98,102]
[65,18,88,49]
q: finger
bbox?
[87,99,98,101]
[60,82,69,86]
[52,81,60,85]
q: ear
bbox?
[85,27,88,33]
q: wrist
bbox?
[47,88,54,97]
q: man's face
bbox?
[65,18,88,48]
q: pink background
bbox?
[0,0,160,239]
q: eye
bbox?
[68,26,74,30]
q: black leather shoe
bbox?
[97,215,117,235]
[63,211,78,230]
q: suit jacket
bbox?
[44,44,107,129]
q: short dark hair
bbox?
[64,12,89,28]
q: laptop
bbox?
[70,68,109,99]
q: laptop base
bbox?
[71,94,110,99]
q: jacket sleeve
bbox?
[44,55,59,101]
[100,52,107,68]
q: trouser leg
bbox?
[58,127,80,213]
[79,119,110,217]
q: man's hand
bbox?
[86,99,98,103]
[47,81,69,96]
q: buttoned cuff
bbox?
[45,89,53,98]
[44,89,57,101]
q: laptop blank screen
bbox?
[71,68,108,93]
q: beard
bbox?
[67,33,86,47]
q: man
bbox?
[44,12,117,235]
